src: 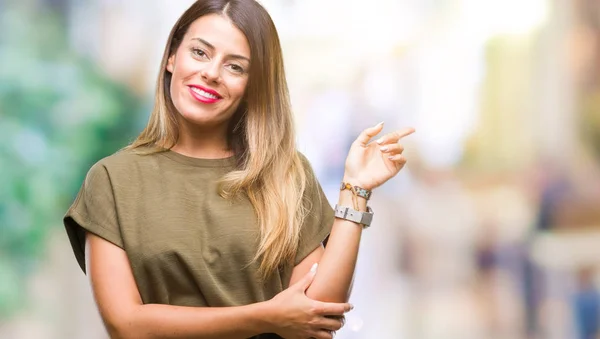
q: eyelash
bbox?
[191,48,207,58]
[191,47,246,74]
[228,64,245,74]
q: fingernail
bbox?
[376,138,384,144]
[310,263,318,273]
[349,304,354,310]
[380,146,389,152]
[376,121,384,126]
[388,155,396,160]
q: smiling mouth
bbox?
[188,85,223,104]
[190,86,220,100]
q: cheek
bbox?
[171,54,197,85]
[169,59,196,104]
[231,78,249,99]
[169,72,184,110]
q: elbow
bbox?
[303,272,355,303]
[106,322,146,339]
[105,324,125,339]
[102,308,147,339]
[104,319,133,339]
[305,288,350,303]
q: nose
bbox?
[201,60,221,83]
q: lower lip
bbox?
[188,87,221,104]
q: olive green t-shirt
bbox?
[64,148,334,338]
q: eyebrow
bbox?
[192,38,250,62]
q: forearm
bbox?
[305,190,366,303]
[108,301,274,339]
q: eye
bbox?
[227,64,245,74]
[191,48,207,58]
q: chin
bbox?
[179,109,230,127]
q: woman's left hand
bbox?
[343,122,415,191]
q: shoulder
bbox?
[295,151,314,172]
[84,146,165,187]
[294,151,323,192]
[295,151,316,179]
[97,146,156,166]
[93,146,163,173]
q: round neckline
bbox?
[161,149,237,168]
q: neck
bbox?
[171,119,233,159]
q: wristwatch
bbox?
[334,204,374,228]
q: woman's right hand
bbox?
[267,264,352,339]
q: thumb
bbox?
[292,263,318,292]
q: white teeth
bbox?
[191,87,219,100]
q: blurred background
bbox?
[1,0,600,338]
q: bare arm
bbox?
[291,124,414,303]
[290,191,365,303]
[86,233,350,339]
[86,232,274,339]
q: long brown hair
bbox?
[128,0,311,279]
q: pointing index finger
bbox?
[397,127,416,138]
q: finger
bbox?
[316,317,344,331]
[292,263,318,292]
[387,154,407,164]
[314,301,353,316]
[312,330,334,339]
[376,127,415,145]
[328,315,345,328]
[379,143,404,154]
[354,121,385,146]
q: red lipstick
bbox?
[188,85,222,104]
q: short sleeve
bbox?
[294,154,335,265]
[64,162,123,273]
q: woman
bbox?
[64,1,414,338]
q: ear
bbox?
[166,54,175,73]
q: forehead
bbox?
[184,14,250,58]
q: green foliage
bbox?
[0,3,144,318]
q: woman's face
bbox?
[167,14,250,128]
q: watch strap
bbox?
[334,204,374,228]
